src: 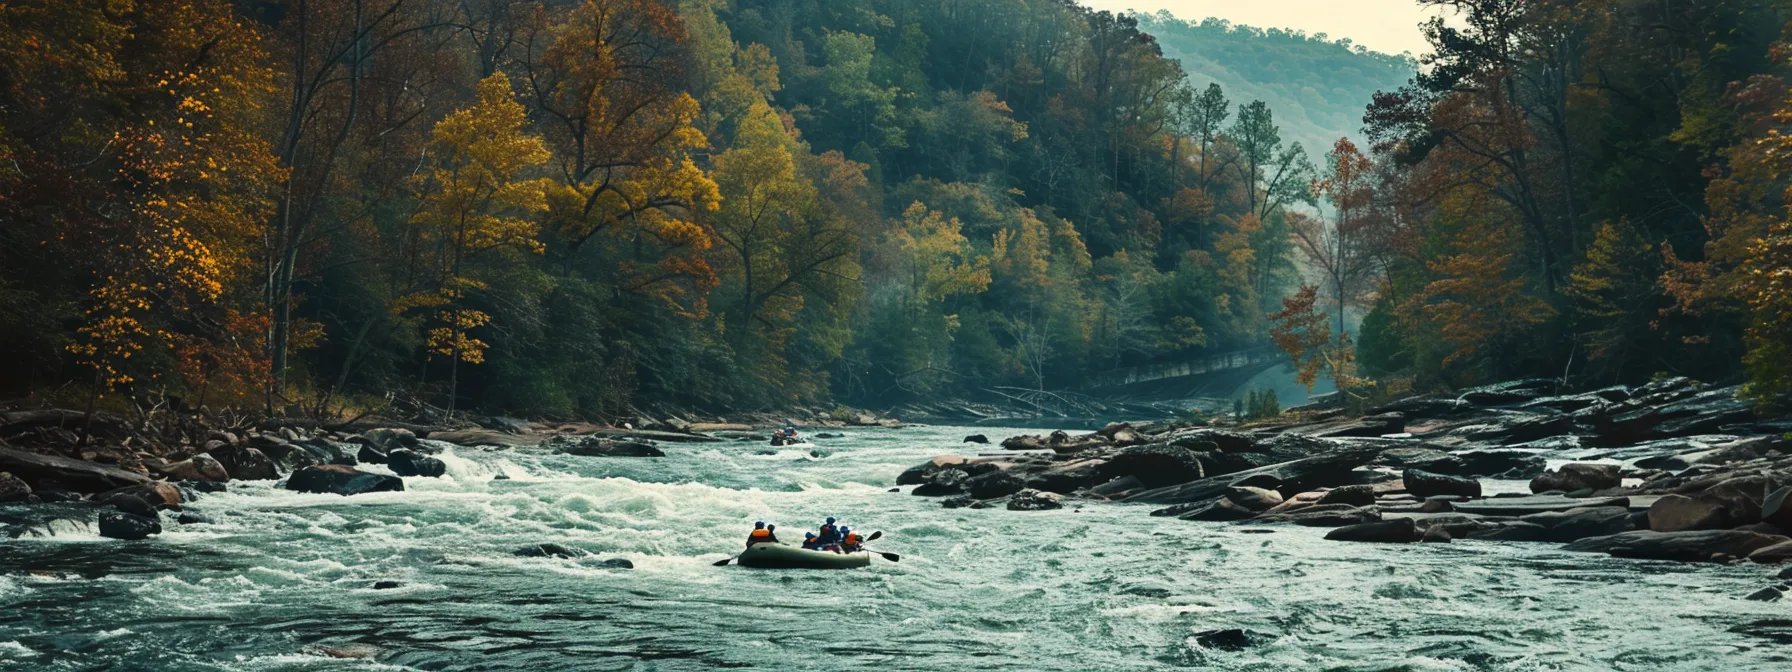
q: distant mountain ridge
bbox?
[1133,12,1418,158]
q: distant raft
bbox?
[736,543,871,569]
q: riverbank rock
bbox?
[1766,487,1792,529]
[1007,489,1063,511]
[897,456,967,486]
[98,511,161,540]
[102,482,181,510]
[0,472,31,502]
[284,465,403,496]
[1402,469,1481,499]
[387,449,447,478]
[1751,541,1792,564]
[1519,506,1637,542]
[427,429,521,447]
[1316,484,1376,507]
[1257,504,1381,527]
[912,468,970,496]
[1530,463,1621,494]
[1325,517,1418,543]
[0,446,151,493]
[1453,450,1548,478]
[1563,530,1790,563]
[1649,494,1729,532]
[1125,444,1382,505]
[1107,444,1205,488]
[1453,495,1629,516]
[1224,486,1283,511]
[210,446,279,481]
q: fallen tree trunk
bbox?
[0,446,152,492]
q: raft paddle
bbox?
[713,555,736,567]
[864,548,901,562]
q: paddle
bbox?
[859,530,899,562]
[712,554,735,567]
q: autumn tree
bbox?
[403,72,551,415]
[1292,138,1378,339]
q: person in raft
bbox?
[840,527,864,553]
[746,521,778,548]
[815,517,840,548]
[801,532,822,550]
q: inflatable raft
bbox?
[737,543,870,569]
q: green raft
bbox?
[737,543,871,569]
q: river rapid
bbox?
[2,425,1788,671]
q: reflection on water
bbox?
[1,426,1787,671]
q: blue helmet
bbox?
[754,521,765,529]
[805,532,816,538]
[840,526,851,533]
[825,517,836,524]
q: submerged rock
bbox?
[598,557,635,569]
[98,511,161,540]
[285,465,403,496]
[557,437,665,457]
[1194,628,1265,651]
[373,580,402,590]
[963,434,989,444]
[515,543,587,558]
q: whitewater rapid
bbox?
[2,425,1788,671]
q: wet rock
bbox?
[897,456,966,486]
[209,446,279,481]
[1106,444,1205,488]
[1765,487,1792,529]
[514,543,587,558]
[363,428,419,450]
[963,434,989,444]
[176,512,209,525]
[1650,494,1731,532]
[387,449,447,478]
[1177,498,1260,521]
[1469,521,1551,542]
[1750,541,1792,564]
[427,429,522,447]
[1421,525,1453,543]
[557,437,664,457]
[1118,582,1174,598]
[1463,413,1576,445]
[1025,458,1107,494]
[105,493,158,518]
[1316,484,1376,507]
[373,580,402,590]
[148,454,230,483]
[940,495,976,509]
[356,443,389,465]
[1325,517,1419,543]
[1520,506,1636,542]
[98,511,161,540]
[1563,530,1791,563]
[1224,486,1283,512]
[964,471,1025,500]
[1451,450,1548,478]
[1453,495,1630,516]
[1420,498,1456,513]
[1460,379,1557,405]
[1194,628,1265,651]
[1125,445,1383,505]
[1744,586,1783,602]
[1089,475,1145,498]
[1403,469,1481,499]
[0,446,151,493]
[284,465,403,496]
[1007,489,1062,511]
[1694,476,1778,526]
[1258,504,1381,527]
[0,472,31,502]
[1530,463,1620,494]
[598,558,634,569]
[101,482,181,510]
[912,468,969,497]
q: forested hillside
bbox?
[3,0,1790,422]
[1135,12,1416,159]
[0,0,1321,418]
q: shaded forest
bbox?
[2,0,1789,422]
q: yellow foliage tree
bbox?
[404,72,552,414]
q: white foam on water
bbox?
[0,641,33,657]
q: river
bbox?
[2,425,1788,671]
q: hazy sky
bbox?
[1078,0,1440,56]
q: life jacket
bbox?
[843,532,862,546]
[748,528,772,545]
[818,524,838,541]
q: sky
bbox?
[1078,0,1441,56]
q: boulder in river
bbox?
[101,482,182,510]
[514,543,587,558]
[1451,450,1547,478]
[284,465,403,496]
[1106,444,1205,488]
[1421,525,1453,543]
[1007,489,1063,511]
[912,468,969,497]
[1453,495,1629,516]
[1315,484,1376,507]
[1649,494,1730,532]
[1177,498,1260,521]
[1224,486,1283,512]
[1519,506,1636,542]
[964,470,1025,500]
[1402,469,1481,499]
[1124,444,1382,505]
[557,437,665,457]
[1257,504,1381,527]
[1325,517,1418,543]
[963,434,989,444]
[1530,463,1620,494]
[387,449,447,478]
[1194,629,1266,651]
[98,511,161,540]
[148,453,230,483]
[1563,530,1790,563]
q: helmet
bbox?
[825,517,836,524]
[805,532,816,538]
[840,526,851,533]
[754,521,765,529]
